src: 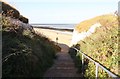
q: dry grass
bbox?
[75,14,118,32]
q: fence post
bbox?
[82,54,84,75]
[95,62,99,79]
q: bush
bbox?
[2,15,58,78]
[1,1,20,19]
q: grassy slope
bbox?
[75,14,119,77]
[2,16,60,78]
[75,14,117,32]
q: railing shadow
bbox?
[68,44,89,78]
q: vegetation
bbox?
[75,14,118,32]
[1,0,29,24]
[2,15,60,78]
[75,14,119,78]
[19,15,29,23]
[1,1,20,19]
[69,44,82,73]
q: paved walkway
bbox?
[44,44,81,78]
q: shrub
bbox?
[2,15,58,78]
[76,14,119,78]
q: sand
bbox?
[33,28,82,77]
[33,28,73,46]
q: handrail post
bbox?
[82,54,84,75]
[95,62,99,79]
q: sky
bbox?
[4,0,119,24]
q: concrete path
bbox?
[44,44,81,78]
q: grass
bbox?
[74,14,119,78]
[2,16,60,78]
[75,14,118,32]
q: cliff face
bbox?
[71,23,101,45]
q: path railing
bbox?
[72,47,119,79]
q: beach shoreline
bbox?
[33,27,74,32]
[33,27,73,46]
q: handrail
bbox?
[72,47,119,79]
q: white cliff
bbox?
[71,23,101,46]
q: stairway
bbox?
[44,44,81,78]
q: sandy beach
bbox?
[33,28,73,46]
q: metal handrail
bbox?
[72,47,119,79]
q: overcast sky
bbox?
[5,0,119,24]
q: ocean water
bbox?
[32,24,76,29]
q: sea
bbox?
[31,24,76,30]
